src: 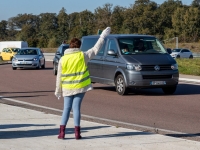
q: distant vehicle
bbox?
[0,47,20,61]
[170,48,193,59]
[12,47,45,70]
[0,41,28,53]
[53,43,69,75]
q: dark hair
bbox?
[69,38,81,48]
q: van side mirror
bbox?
[107,50,117,56]
[166,48,172,54]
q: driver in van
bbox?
[134,41,146,52]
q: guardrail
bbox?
[193,53,200,58]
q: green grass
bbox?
[176,58,200,76]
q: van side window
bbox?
[81,38,98,52]
[107,39,118,53]
[81,38,105,56]
[97,42,105,56]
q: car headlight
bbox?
[171,64,178,70]
[126,64,142,71]
[33,57,38,61]
[171,53,177,57]
[12,57,17,61]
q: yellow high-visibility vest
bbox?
[61,51,91,89]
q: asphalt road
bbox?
[0,62,200,141]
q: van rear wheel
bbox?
[115,74,128,95]
[162,86,177,95]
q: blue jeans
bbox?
[60,92,85,126]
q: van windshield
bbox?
[118,37,167,55]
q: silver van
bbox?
[80,34,179,95]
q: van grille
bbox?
[142,75,172,79]
[141,65,172,71]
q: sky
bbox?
[0,0,191,21]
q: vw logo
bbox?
[154,65,160,71]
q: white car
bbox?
[170,48,193,59]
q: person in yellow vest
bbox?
[55,27,111,140]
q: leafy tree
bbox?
[0,20,8,40]
[191,0,200,7]
[78,10,95,36]
[131,0,158,34]
[157,0,183,38]
[122,8,136,33]
[172,7,185,35]
[94,3,113,31]
[48,37,57,48]
[38,13,58,47]
[110,6,125,34]
[183,7,200,42]
[16,24,36,40]
[57,7,69,44]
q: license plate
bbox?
[150,81,166,85]
[20,62,28,64]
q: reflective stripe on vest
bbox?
[61,51,91,89]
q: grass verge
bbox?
[176,58,200,76]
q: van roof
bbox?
[82,34,155,39]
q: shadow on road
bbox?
[93,83,200,96]
[0,90,54,95]
[0,124,55,129]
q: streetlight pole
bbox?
[176,37,178,49]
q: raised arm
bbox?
[84,27,111,63]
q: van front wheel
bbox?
[115,74,128,95]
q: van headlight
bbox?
[171,63,178,70]
[126,64,142,71]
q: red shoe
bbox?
[75,126,82,140]
[58,125,66,139]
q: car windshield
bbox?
[172,49,181,52]
[17,49,38,55]
[11,48,20,52]
[118,37,167,55]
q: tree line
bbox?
[0,0,200,48]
